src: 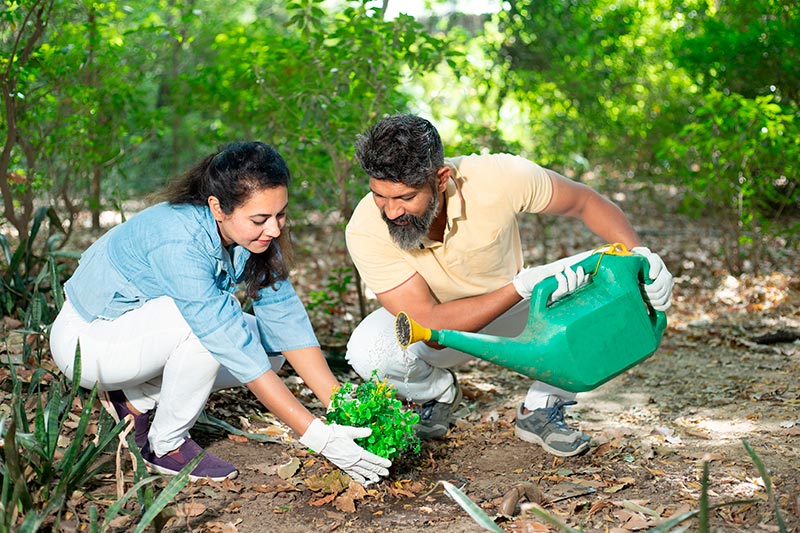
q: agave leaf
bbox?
[524,506,584,533]
[33,396,48,455]
[28,206,50,245]
[48,255,64,310]
[57,386,99,476]
[44,205,66,236]
[60,387,125,490]
[101,475,162,529]
[2,416,34,512]
[15,491,66,533]
[440,480,503,533]
[123,431,157,509]
[88,504,99,533]
[195,411,282,443]
[132,453,204,533]
[0,233,12,264]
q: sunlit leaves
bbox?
[326,376,421,460]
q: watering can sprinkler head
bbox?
[395,311,433,348]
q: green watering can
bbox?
[394,244,668,393]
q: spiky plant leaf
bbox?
[440,481,503,533]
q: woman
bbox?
[49,141,391,485]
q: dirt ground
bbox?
[146,192,799,533]
[149,313,799,533]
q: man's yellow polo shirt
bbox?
[346,153,553,303]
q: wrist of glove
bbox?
[513,263,588,301]
[299,419,391,486]
[631,246,674,311]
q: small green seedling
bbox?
[327,375,421,460]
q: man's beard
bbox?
[382,192,440,251]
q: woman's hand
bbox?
[300,419,392,485]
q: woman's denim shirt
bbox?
[64,202,319,383]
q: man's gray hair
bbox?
[354,114,444,189]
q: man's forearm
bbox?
[400,282,522,333]
[579,194,642,249]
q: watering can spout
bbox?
[394,249,668,393]
[395,311,434,347]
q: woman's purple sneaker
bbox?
[99,390,151,449]
[142,438,238,482]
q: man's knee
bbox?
[346,308,400,380]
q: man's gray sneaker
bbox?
[514,400,590,457]
[413,371,463,439]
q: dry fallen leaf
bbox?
[309,492,337,507]
[305,470,350,494]
[175,502,207,518]
[206,520,241,533]
[276,457,301,480]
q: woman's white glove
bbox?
[631,246,674,311]
[299,419,391,486]
[513,263,588,301]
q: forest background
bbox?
[1,0,799,531]
[2,0,799,317]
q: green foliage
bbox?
[326,375,421,460]
[659,90,799,272]
[0,345,202,531]
[672,0,800,102]
[0,206,68,326]
[0,347,124,530]
[306,266,353,316]
[176,0,451,221]
[1,0,156,239]
[494,0,694,167]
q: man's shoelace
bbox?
[543,400,578,427]
[417,400,439,421]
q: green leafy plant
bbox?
[326,375,421,460]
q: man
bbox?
[345,114,673,457]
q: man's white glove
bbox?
[631,246,673,311]
[299,419,391,486]
[513,263,588,301]
[552,265,588,302]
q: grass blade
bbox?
[742,440,787,533]
[699,462,710,532]
[440,480,503,533]
[647,498,758,533]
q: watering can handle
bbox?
[529,253,667,335]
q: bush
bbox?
[659,90,800,273]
